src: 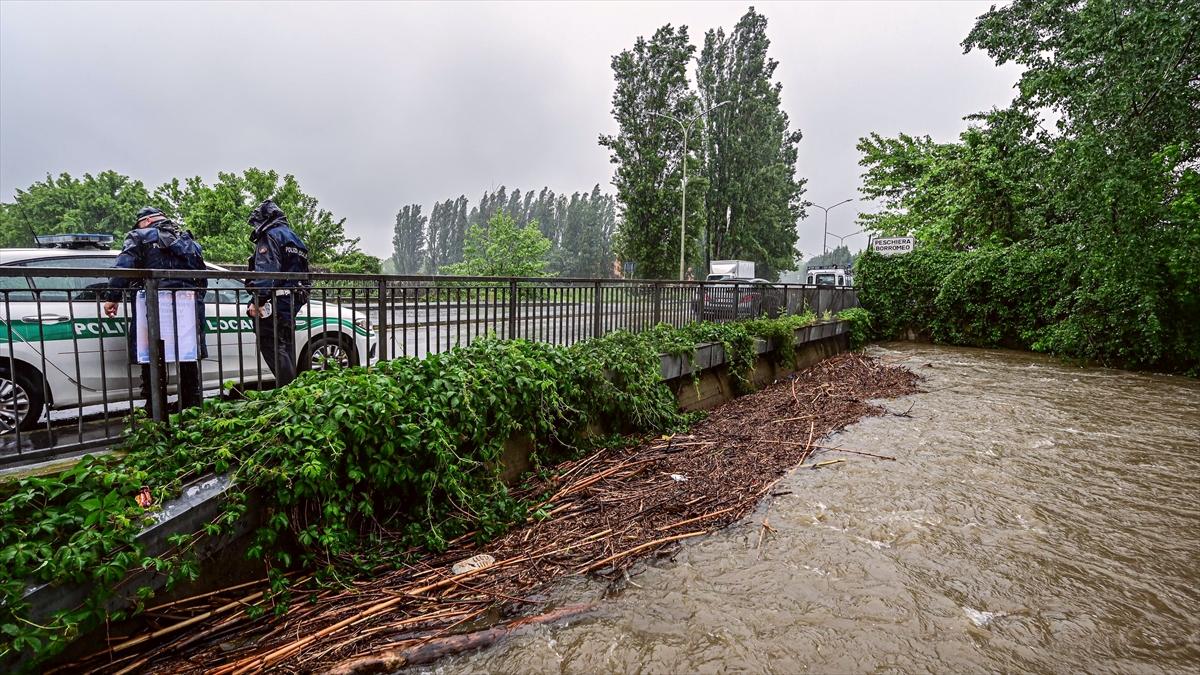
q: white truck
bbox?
[707,260,755,281]
[806,265,853,288]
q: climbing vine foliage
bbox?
[0,313,821,663]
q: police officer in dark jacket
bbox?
[246,200,309,388]
[103,207,208,410]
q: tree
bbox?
[600,24,707,280]
[857,0,1200,371]
[964,0,1200,368]
[326,251,383,274]
[390,204,427,274]
[152,169,375,270]
[440,210,552,278]
[856,107,1052,251]
[804,245,854,273]
[554,186,618,278]
[0,171,152,247]
[392,186,619,279]
[697,7,806,279]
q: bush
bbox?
[837,308,872,350]
[855,244,1199,373]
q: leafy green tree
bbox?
[857,107,1052,250]
[697,7,806,279]
[426,196,471,273]
[326,251,383,274]
[441,210,552,278]
[964,0,1199,369]
[396,186,619,278]
[600,24,707,280]
[390,204,427,274]
[153,168,373,269]
[856,0,1200,372]
[3,168,379,270]
[804,245,854,273]
[530,187,564,245]
[0,171,152,247]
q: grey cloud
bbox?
[0,0,1018,261]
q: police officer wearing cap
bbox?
[245,200,310,388]
[103,207,208,410]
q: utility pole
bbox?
[653,100,730,280]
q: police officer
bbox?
[103,207,208,410]
[245,200,309,388]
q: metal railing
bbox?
[0,266,858,464]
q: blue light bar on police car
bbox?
[33,233,115,249]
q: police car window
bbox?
[208,277,250,304]
[0,275,33,303]
[21,257,114,302]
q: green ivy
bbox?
[837,308,872,350]
[0,313,822,663]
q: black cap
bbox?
[135,207,163,222]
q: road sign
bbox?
[870,236,916,256]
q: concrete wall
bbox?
[667,321,849,411]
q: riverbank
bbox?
[441,343,1200,674]
[59,352,919,673]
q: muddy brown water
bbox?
[427,343,1200,674]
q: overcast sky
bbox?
[0,0,1019,260]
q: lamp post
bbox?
[653,100,730,280]
[827,229,865,249]
[809,198,854,255]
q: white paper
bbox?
[136,290,199,363]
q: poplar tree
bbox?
[389,204,426,274]
[600,24,707,279]
[697,7,806,279]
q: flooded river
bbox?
[434,343,1200,674]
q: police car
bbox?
[0,236,377,431]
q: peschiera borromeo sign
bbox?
[870,236,916,256]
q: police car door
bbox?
[22,256,133,403]
[203,275,264,388]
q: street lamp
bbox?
[827,229,865,249]
[809,198,854,255]
[653,99,730,280]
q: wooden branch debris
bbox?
[73,351,919,674]
[324,603,596,675]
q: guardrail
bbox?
[0,266,858,464]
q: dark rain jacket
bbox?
[106,220,208,358]
[246,201,310,304]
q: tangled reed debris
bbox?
[65,352,919,673]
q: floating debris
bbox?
[451,553,496,575]
[70,352,921,673]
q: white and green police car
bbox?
[0,242,376,431]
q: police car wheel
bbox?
[0,367,45,433]
[302,335,354,371]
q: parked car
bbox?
[696,278,784,321]
[0,247,376,431]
